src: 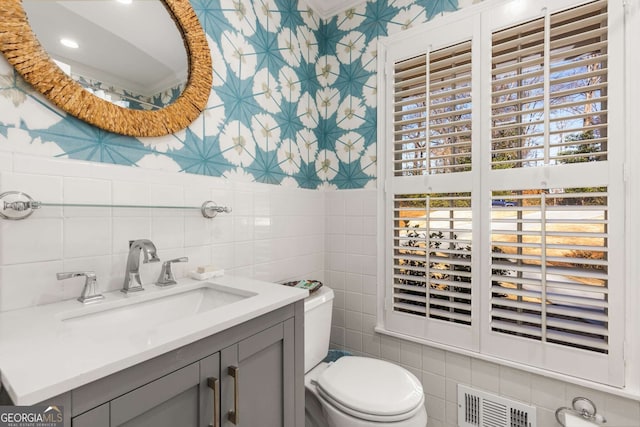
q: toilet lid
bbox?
[316,356,424,417]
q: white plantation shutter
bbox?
[490,0,608,168]
[381,0,625,386]
[482,0,623,385]
[394,41,473,176]
[392,193,472,325]
[394,54,428,175]
[491,17,546,168]
[490,189,609,353]
[548,1,608,163]
[385,17,477,349]
[429,42,473,174]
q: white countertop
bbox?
[0,275,307,405]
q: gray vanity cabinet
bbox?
[66,303,303,427]
[220,319,295,427]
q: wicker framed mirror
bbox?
[0,0,212,137]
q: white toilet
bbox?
[304,286,428,427]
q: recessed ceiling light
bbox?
[60,38,79,49]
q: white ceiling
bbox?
[23,0,187,97]
[306,0,367,19]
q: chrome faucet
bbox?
[156,257,189,287]
[122,239,160,293]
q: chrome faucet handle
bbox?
[57,271,104,304]
[156,257,189,287]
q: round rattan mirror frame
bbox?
[0,0,212,137]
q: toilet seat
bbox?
[317,386,425,423]
[315,356,424,422]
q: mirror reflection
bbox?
[23,0,188,110]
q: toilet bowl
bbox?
[304,286,428,427]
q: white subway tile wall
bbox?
[0,153,325,313]
[325,189,640,427]
[1,155,639,425]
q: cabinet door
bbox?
[109,362,200,427]
[221,319,295,427]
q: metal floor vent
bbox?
[457,385,536,427]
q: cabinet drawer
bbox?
[72,403,108,427]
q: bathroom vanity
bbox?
[0,276,307,427]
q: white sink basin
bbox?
[59,283,256,330]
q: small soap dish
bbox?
[188,269,224,280]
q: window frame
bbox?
[377,0,627,388]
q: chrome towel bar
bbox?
[0,191,232,220]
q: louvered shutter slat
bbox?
[491,131,545,145]
[551,55,608,74]
[430,107,472,122]
[430,120,472,133]
[491,80,544,99]
[395,86,426,100]
[491,320,543,339]
[492,43,544,66]
[492,56,545,76]
[395,115,427,129]
[430,74,471,90]
[492,69,544,88]
[551,41,607,64]
[491,94,544,113]
[549,82,607,102]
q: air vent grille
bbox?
[464,392,480,425]
[511,408,530,427]
[458,385,536,427]
[483,400,507,427]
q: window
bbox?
[379,0,625,386]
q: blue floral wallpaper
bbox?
[0,0,469,189]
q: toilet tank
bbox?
[304,286,334,372]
